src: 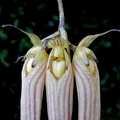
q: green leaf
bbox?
[10,13,17,18]
[37,3,46,10]
[82,23,98,28]
[0,49,10,67]
[52,15,59,21]
[13,19,19,26]
[25,26,33,33]
[18,6,25,15]
[106,108,112,114]
[19,38,32,52]
[101,73,109,85]
[0,30,8,40]
[99,39,112,47]
[47,21,54,27]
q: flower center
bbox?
[51,46,66,78]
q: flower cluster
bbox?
[2,0,120,119]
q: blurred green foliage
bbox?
[0,0,120,120]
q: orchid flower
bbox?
[2,0,120,120]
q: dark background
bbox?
[0,0,120,120]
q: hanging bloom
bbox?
[2,25,49,120]
[72,35,100,120]
[46,39,73,120]
[21,45,48,120]
[2,0,120,120]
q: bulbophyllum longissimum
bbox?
[2,0,120,120]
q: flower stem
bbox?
[57,0,65,31]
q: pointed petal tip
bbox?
[1,24,13,28]
[1,24,20,31]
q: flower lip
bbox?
[51,46,66,78]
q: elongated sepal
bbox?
[46,64,73,120]
[21,55,48,120]
[73,55,100,120]
[20,32,48,120]
[79,29,120,48]
[46,47,73,120]
[72,33,101,120]
[2,24,42,46]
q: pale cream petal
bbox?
[21,46,48,120]
[46,63,73,120]
[72,55,100,120]
[46,48,73,120]
[21,58,47,120]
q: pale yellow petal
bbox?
[52,60,66,78]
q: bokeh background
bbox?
[0,0,120,120]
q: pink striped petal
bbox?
[21,57,48,120]
[46,48,74,120]
[73,56,100,120]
